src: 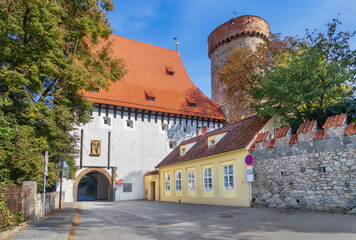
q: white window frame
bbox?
[175,172,182,191]
[223,164,235,190]
[165,173,171,191]
[188,170,196,191]
[103,116,111,126]
[203,168,213,191]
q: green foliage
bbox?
[0,0,126,187]
[0,182,14,231]
[250,17,356,129]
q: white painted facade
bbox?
[60,105,222,202]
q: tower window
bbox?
[161,123,168,131]
[126,120,134,128]
[183,126,189,133]
[169,141,177,149]
[103,117,111,126]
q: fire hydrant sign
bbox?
[118,179,124,185]
[245,154,254,165]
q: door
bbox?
[151,182,155,201]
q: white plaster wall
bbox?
[73,107,220,201]
[56,178,74,203]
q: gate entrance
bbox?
[74,168,113,202]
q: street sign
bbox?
[118,179,124,185]
[44,151,48,177]
[246,165,254,182]
[246,174,254,182]
[246,165,253,174]
[45,151,49,166]
[245,154,254,165]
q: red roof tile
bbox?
[288,134,298,145]
[248,143,255,151]
[144,170,159,176]
[314,129,325,140]
[84,35,225,120]
[267,138,275,148]
[274,126,291,139]
[157,115,271,168]
[323,113,347,128]
[144,90,156,98]
[345,123,356,135]
[296,120,317,134]
[255,131,270,143]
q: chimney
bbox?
[202,126,207,136]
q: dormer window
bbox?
[145,90,156,103]
[92,88,99,93]
[208,135,217,148]
[186,98,196,108]
[166,66,175,76]
[180,146,187,156]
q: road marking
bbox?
[118,202,166,212]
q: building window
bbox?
[92,88,99,93]
[103,117,111,126]
[123,183,132,192]
[165,173,171,191]
[223,164,234,190]
[148,97,155,102]
[183,126,189,133]
[180,146,186,156]
[175,172,182,191]
[203,168,213,191]
[169,141,177,149]
[161,123,168,131]
[126,120,133,128]
[188,170,196,191]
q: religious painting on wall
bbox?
[90,140,101,156]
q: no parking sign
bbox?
[245,154,254,165]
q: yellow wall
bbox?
[144,173,159,201]
[158,148,252,207]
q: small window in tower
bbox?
[169,141,177,149]
[183,126,189,133]
[126,120,134,128]
[166,66,175,76]
[103,117,111,126]
[161,123,168,131]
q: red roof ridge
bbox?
[110,34,178,54]
[274,126,291,139]
[267,138,275,148]
[345,122,356,135]
[144,170,159,176]
[323,113,347,128]
[288,134,298,144]
[296,120,317,134]
[314,129,325,140]
[255,131,270,143]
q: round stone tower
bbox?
[208,15,270,120]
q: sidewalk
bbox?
[1,203,79,240]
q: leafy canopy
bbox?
[219,17,356,129]
[0,0,126,188]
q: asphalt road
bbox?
[72,200,356,240]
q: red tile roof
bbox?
[296,120,317,134]
[157,115,271,168]
[314,129,325,140]
[84,35,225,120]
[288,134,298,144]
[323,113,347,128]
[274,126,291,139]
[345,123,356,135]
[248,143,255,151]
[144,170,159,176]
[267,138,275,148]
[255,131,270,143]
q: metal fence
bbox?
[0,184,30,230]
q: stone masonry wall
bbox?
[252,135,356,213]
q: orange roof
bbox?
[323,113,347,128]
[274,126,291,139]
[296,120,317,134]
[267,138,275,148]
[84,35,225,120]
[288,134,298,144]
[255,131,270,143]
[144,170,159,176]
[345,123,356,135]
[314,129,325,140]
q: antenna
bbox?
[173,37,178,51]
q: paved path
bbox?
[71,201,356,240]
[3,203,79,240]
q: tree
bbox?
[219,18,356,129]
[250,18,356,130]
[0,0,126,188]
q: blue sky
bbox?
[109,0,356,98]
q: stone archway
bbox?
[73,168,112,202]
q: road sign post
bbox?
[43,151,48,217]
[245,154,254,205]
[117,179,124,201]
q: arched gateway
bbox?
[73,168,114,202]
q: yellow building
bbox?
[144,115,274,206]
